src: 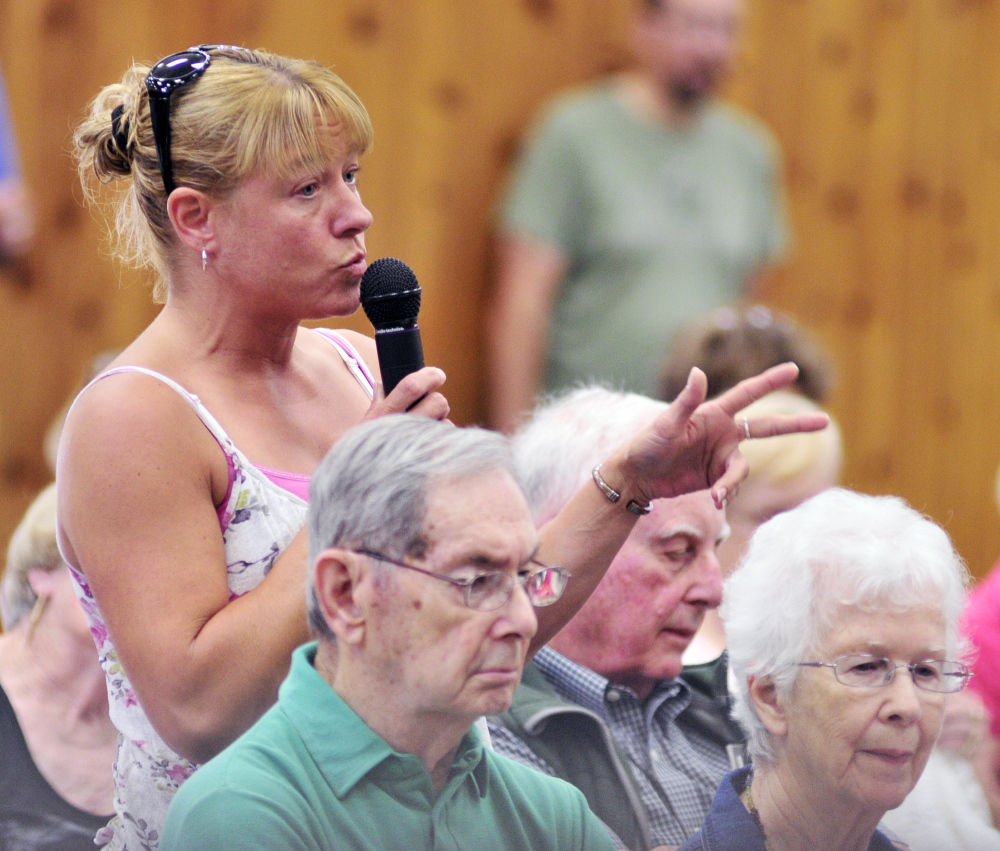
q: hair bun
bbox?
[108,103,132,172]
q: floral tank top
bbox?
[63,330,375,851]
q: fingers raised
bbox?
[666,366,709,422]
[715,362,801,416]
[743,411,829,440]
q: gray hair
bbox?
[0,483,63,630]
[723,487,970,768]
[306,416,516,638]
[512,386,668,525]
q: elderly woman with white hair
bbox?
[678,488,971,851]
[0,484,116,849]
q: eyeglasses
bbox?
[798,655,972,694]
[144,45,246,195]
[352,549,570,611]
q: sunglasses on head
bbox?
[144,45,247,195]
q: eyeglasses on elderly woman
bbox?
[798,655,971,693]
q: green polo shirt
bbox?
[161,643,614,851]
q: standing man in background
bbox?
[487,0,787,433]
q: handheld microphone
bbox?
[359,258,425,395]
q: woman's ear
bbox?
[166,187,216,254]
[748,673,789,737]
[313,549,366,645]
[26,566,56,598]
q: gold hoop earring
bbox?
[26,594,49,642]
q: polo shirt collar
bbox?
[279,643,489,799]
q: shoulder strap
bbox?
[72,365,236,452]
[312,328,376,399]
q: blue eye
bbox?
[345,168,359,186]
[299,182,318,197]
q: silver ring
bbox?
[740,416,752,441]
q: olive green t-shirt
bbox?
[502,83,788,397]
[160,643,615,851]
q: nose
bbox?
[334,185,373,238]
[493,581,538,643]
[880,667,926,724]
[685,549,724,609]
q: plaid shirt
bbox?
[491,647,732,849]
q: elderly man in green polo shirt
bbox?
[159,415,615,851]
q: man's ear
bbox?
[748,673,789,737]
[166,187,216,255]
[313,549,367,645]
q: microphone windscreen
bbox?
[360,258,421,330]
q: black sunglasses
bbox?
[144,45,246,195]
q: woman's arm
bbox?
[531,363,828,652]
[57,350,452,764]
[58,373,312,765]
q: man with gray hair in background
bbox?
[161,414,615,850]
[489,387,746,851]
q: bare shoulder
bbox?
[58,370,229,555]
[60,368,218,467]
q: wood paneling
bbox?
[0,0,998,584]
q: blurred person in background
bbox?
[64,44,825,849]
[879,683,1000,851]
[0,483,116,850]
[680,488,971,851]
[682,390,843,665]
[0,69,34,260]
[893,460,1000,850]
[487,0,789,433]
[959,463,1000,766]
[659,305,833,404]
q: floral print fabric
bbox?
[66,368,308,850]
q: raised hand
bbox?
[618,362,829,509]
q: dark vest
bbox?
[498,662,653,850]
[497,654,747,851]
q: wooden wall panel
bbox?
[733,0,1000,579]
[1,0,1000,591]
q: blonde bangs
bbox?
[221,65,373,182]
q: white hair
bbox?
[512,386,668,524]
[723,487,970,768]
[306,416,515,639]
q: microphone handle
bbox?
[374,326,425,395]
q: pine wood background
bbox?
[0,0,998,586]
